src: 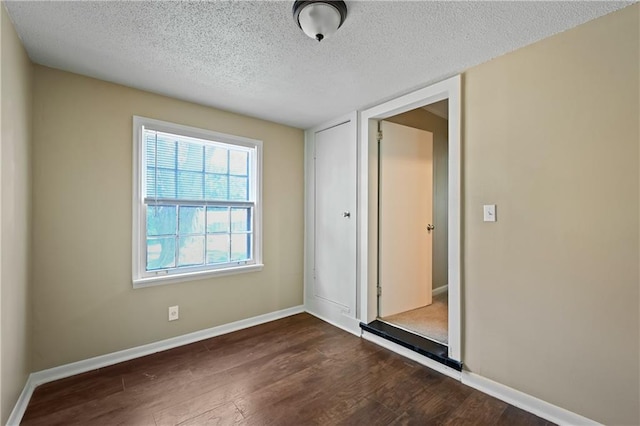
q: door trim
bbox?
[304,111,360,335]
[358,75,462,361]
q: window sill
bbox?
[133,263,264,289]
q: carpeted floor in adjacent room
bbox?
[383,290,448,345]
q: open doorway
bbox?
[377,101,449,346]
[359,75,461,366]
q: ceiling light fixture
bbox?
[292,1,348,42]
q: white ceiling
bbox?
[4,1,633,129]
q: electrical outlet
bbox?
[168,305,179,321]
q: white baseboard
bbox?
[361,330,462,380]
[5,378,36,426]
[6,305,304,426]
[305,297,361,336]
[306,310,361,336]
[461,372,601,426]
[432,285,448,297]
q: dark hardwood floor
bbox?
[22,313,552,425]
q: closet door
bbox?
[313,119,357,313]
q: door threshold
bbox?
[377,318,448,347]
[360,320,462,371]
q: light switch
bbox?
[483,205,496,222]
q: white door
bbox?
[314,122,357,312]
[379,121,433,317]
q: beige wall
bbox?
[3,3,638,425]
[463,4,639,425]
[387,108,448,290]
[31,66,304,371]
[1,4,32,423]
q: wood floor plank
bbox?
[443,391,509,425]
[21,395,157,426]
[221,344,328,396]
[191,325,327,379]
[101,341,208,390]
[423,373,474,407]
[21,313,554,426]
[497,406,552,426]
[334,397,401,425]
[368,373,436,413]
[234,366,327,423]
[176,401,245,426]
[155,341,330,425]
[393,392,457,425]
[287,353,414,425]
[153,378,245,426]
[23,368,235,425]
[200,313,319,349]
[21,369,124,423]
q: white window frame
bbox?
[132,116,263,288]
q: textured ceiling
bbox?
[4,1,634,129]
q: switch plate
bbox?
[483,205,496,222]
[168,305,179,321]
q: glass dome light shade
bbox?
[293,1,347,42]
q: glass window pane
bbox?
[231,234,251,262]
[231,208,251,232]
[229,150,248,176]
[147,205,177,236]
[178,141,204,172]
[178,236,205,267]
[179,206,205,234]
[207,235,229,264]
[141,122,259,275]
[205,146,228,174]
[205,174,228,200]
[156,168,176,198]
[207,207,229,233]
[147,237,176,270]
[177,171,204,200]
[229,176,248,201]
[156,137,176,168]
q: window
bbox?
[132,116,263,287]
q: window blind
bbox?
[144,129,252,203]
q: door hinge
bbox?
[377,130,383,142]
[377,286,382,296]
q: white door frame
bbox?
[304,111,361,335]
[358,75,462,361]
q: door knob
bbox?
[427,224,435,232]
[343,211,351,218]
